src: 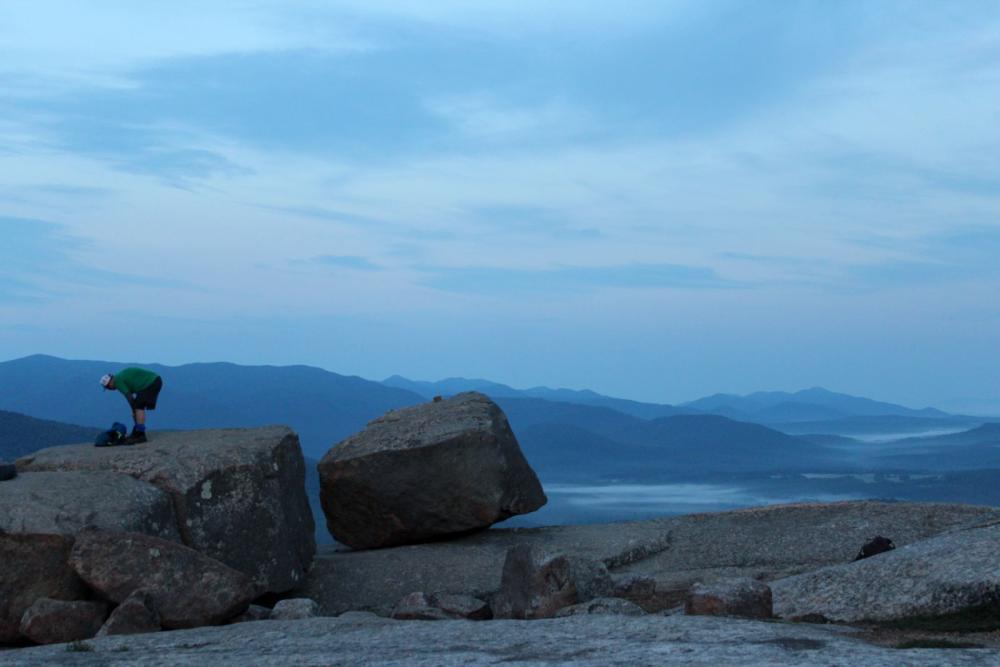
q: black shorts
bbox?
[131,376,163,410]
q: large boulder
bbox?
[491,544,614,619]
[0,533,87,643]
[318,392,546,549]
[19,598,107,645]
[69,530,256,629]
[17,426,315,593]
[772,521,1000,624]
[0,471,180,540]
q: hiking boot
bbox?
[123,432,148,445]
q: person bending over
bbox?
[99,367,163,444]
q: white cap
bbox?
[99,374,113,389]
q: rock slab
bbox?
[392,592,491,621]
[0,533,86,642]
[5,614,999,666]
[69,530,255,629]
[555,597,646,617]
[0,471,180,540]
[772,521,1000,623]
[318,392,546,549]
[19,598,107,645]
[17,426,315,594]
[685,578,773,619]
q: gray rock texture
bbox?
[492,545,614,619]
[18,598,107,645]
[391,592,491,621]
[684,578,773,619]
[772,519,1000,623]
[555,597,646,617]
[318,392,546,549]
[68,531,255,629]
[269,599,318,621]
[3,614,999,665]
[0,471,179,540]
[97,590,160,636]
[0,533,86,642]
[297,501,994,617]
[17,426,315,593]
[614,501,1000,598]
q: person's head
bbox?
[99,374,115,391]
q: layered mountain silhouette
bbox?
[0,355,989,475]
[0,410,100,461]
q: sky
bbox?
[2,1,1000,412]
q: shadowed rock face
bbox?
[772,521,1000,623]
[0,471,180,540]
[17,426,315,594]
[69,531,255,630]
[318,392,546,549]
[0,533,87,643]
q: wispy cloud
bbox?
[417,262,740,294]
[313,255,381,271]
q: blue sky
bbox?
[2,1,999,412]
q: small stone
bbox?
[97,589,160,636]
[685,578,773,619]
[19,598,107,645]
[270,598,319,620]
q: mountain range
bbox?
[0,355,993,478]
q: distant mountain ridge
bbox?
[382,375,963,426]
[0,410,100,461]
[682,387,951,422]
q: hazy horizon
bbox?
[3,351,997,416]
[2,2,999,414]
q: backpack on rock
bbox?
[94,422,129,447]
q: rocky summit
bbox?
[15,426,315,593]
[318,392,546,549]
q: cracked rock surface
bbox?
[3,614,999,666]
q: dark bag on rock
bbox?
[94,422,128,448]
[854,535,895,561]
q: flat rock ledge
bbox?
[3,614,998,666]
[296,500,999,616]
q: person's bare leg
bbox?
[134,408,146,426]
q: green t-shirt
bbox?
[115,367,159,395]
